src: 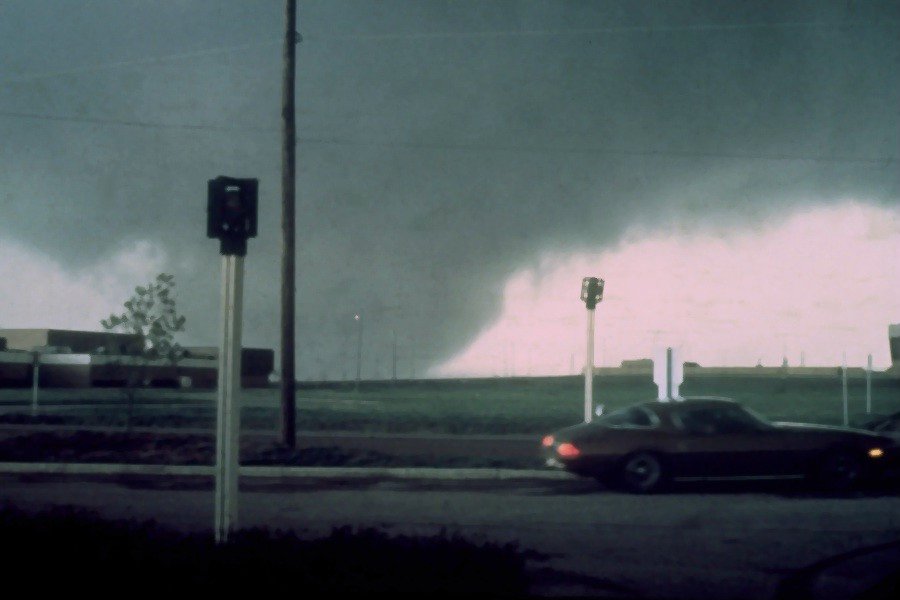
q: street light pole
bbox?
[580,277,604,423]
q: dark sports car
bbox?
[541,398,895,493]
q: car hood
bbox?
[772,421,886,438]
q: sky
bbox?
[0,0,898,378]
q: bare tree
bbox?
[101,273,186,430]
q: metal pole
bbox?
[215,255,244,544]
[584,307,595,422]
[392,330,397,382]
[666,347,673,401]
[866,353,872,414]
[841,352,848,426]
[31,351,39,417]
[279,0,298,449]
[355,315,363,389]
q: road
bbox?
[2,472,898,598]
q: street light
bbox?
[580,277,604,422]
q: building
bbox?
[0,329,274,389]
[0,328,142,355]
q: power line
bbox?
[2,18,894,84]
[299,136,898,166]
[0,109,276,133]
[0,109,895,166]
[307,19,898,42]
[0,41,279,85]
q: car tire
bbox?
[619,452,666,494]
[813,449,863,492]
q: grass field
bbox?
[2,373,898,435]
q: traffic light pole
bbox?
[584,307,595,422]
[580,277,603,423]
[214,254,244,544]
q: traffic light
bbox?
[580,277,604,310]
[207,176,258,256]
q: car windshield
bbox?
[674,404,771,434]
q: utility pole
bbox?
[392,330,397,382]
[280,0,298,448]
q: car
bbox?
[541,397,895,493]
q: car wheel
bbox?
[620,452,666,494]
[814,449,863,492]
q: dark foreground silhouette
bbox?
[0,505,530,596]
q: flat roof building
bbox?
[0,329,143,355]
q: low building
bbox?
[0,329,142,355]
[0,330,274,389]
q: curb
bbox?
[0,462,572,481]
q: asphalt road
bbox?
[2,473,898,598]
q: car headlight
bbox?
[868,447,884,459]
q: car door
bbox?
[670,405,787,479]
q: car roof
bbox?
[638,398,739,414]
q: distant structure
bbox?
[620,358,653,370]
[0,328,274,389]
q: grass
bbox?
[0,374,897,468]
[0,430,540,468]
[4,374,898,434]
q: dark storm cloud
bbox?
[1,1,898,378]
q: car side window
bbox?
[600,406,658,428]
[676,408,719,435]
[675,406,761,435]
